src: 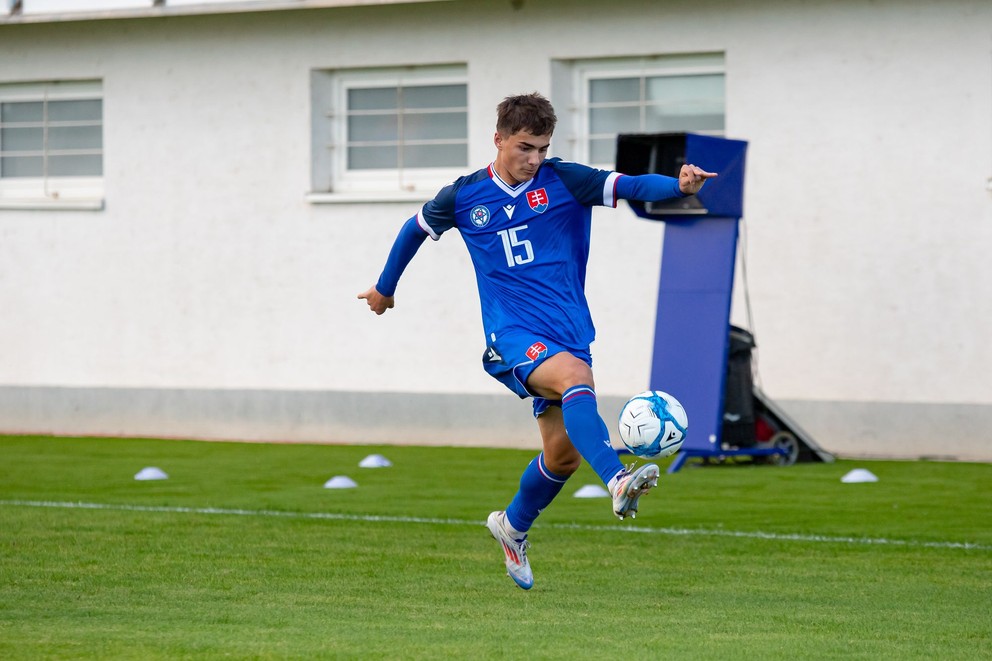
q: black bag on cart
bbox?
[722,326,756,447]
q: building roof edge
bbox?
[0,0,453,25]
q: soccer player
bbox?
[358,93,716,590]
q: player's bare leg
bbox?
[528,352,631,486]
[530,351,659,520]
[537,406,581,476]
[527,352,595,401]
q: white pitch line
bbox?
[1,499,989,552]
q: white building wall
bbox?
[1,0,990,459]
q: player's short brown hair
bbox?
[496,93,557,137]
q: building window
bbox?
[554,54,725,167]
[311,65,468,198]
[0,80,103,208]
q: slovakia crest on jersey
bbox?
[526,188,549,214]
[526,341,548,361]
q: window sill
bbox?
[0,198,104,211]
[306,191,433,205]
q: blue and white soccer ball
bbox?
[617,390,689,459]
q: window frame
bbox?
[310,64,469,201]
[557,54,726,168]
[0,79,104,210]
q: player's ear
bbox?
[494,131,503,150]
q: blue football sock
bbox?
[505,452,569,534]
[561,385,625,486]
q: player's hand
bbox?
[678,164,718,196]
[357,286,395,315]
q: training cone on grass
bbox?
[841,468,879,483]
[358,454,392,468]
[323,475,358,489]
[134,467,168,481]
[573,484,610,498]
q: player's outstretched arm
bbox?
[678,164,718,195]
[357,215,429,316]
[614,165,717,201]
[357,286,395,315]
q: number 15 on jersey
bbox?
[496,225,534,268]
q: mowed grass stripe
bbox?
[3,498,988,551]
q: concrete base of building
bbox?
[0,386,988,462]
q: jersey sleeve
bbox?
[546,158,624,208]
[417,179,460,240]
[375,173,472,295]
[615,173,686,202]
[375,215,428,297]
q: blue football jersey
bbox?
[417,158,622,349]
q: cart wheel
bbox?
[770,431,799,466]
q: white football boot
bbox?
[486,511,533,590]
[611,463,660,520]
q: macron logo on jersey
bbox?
[526,188,549,214]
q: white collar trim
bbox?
[489,163,535,198]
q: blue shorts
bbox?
[481,331,592,418]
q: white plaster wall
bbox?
[0,0,990,415]
[726,1,992,406]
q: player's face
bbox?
[494,130,551,185]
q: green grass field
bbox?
[1,435,989,660]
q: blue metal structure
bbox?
[616,133,795,472]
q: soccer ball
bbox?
[617,390,689,459]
